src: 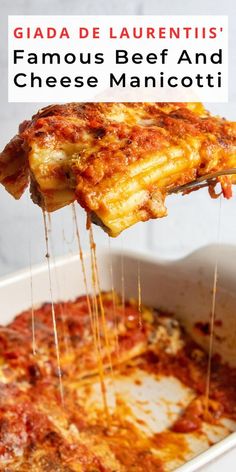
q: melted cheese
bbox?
[0,102,235,236]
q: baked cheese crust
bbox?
[0,103,235,236]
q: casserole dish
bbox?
[0,245,236,471]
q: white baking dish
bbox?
[0,244,236,471]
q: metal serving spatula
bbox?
[169,169,236,194]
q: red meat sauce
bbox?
[0,294,147,380]
[141,339,236,433]
[0,293,236,469]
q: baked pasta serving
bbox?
[0,102,235,236]
[1,292,236,471]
